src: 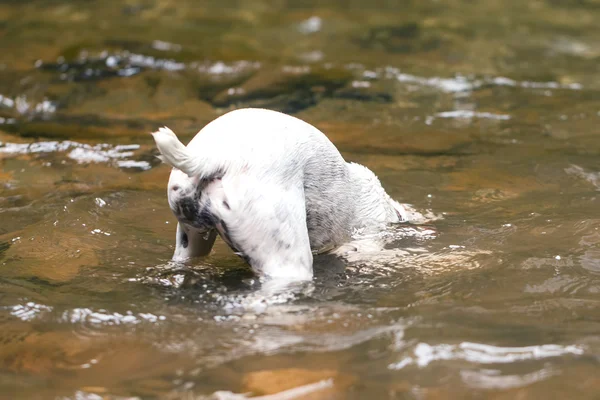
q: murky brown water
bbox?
[2,0,600,398]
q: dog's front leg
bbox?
[172,222,217,262]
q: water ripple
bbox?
[380,67,582,93]
[0,139,151,170]
[460,367,557,390]
[389,342,585,370]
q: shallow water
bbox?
[1,0,600,398]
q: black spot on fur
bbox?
[222,200,230,210]
[276,239,291,250]
[173,191,216,231]
[173,203,182,218]
[180,231,188,249]
[179,197,199,222]
[196,198,215,228]
[219,218,229,233]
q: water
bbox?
[1,0,600,398]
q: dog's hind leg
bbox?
[172,223,217,262]
[211,177,314,281]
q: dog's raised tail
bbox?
[151,127,201,177]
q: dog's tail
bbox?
[151,127,201,177]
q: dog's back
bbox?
[157,108,357,251]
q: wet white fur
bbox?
[152,108,407,281]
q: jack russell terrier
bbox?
[152,108,408,281]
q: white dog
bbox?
[152,108,408,281]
